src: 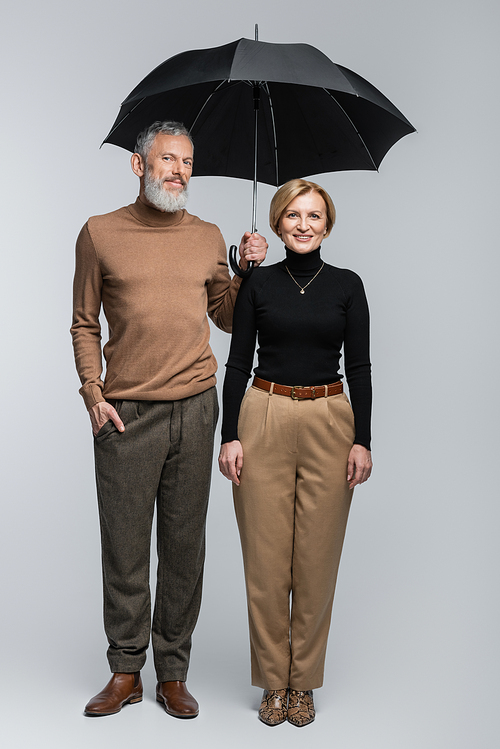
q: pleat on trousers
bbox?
[233,385,355,691]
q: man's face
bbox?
[135,133,194,212]
[145,133,193,191]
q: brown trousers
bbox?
[233,385,355,690]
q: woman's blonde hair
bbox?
[269,179,336,239]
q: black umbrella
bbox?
[104,28,415,275]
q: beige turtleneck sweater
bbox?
[71,198,242,409]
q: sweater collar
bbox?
[284,247,322,272]
[127,197,187,228]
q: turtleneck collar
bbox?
[127,197,187,228]
[284,247,322,272]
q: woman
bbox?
[218,179,372,727]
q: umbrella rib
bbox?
[263,83,279,187]
[323,89,378,171]
[190,80,242,132]
[102,97,147,145]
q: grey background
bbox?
[1,0,499,747]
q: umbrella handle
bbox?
[229,245,254,278]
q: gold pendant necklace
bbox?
[285,262,325,294]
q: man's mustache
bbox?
[164,178,187,188]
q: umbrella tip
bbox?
[254,23,258,41]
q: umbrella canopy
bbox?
[103,37,415,186]
[104,35,415,275]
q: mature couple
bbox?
[71,120,372,727]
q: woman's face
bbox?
[278,191,327,254]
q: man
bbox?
[71,121,267,718]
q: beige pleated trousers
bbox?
[233,385,355,691]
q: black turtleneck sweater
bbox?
[221,247,372,449]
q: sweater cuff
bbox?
[353,439,371,451]
[79,383,105,410]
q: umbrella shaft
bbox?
[252,84,260,233]
[252,106,258,233]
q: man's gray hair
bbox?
[134,121,194,159]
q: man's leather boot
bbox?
[84,672,143,716]
[156,681,199,718]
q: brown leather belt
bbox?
[252,376,343,400]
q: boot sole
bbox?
[156,695,199,718]
[84,695,142,717]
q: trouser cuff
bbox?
[108,655,147,674]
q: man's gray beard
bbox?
[144,170,189,212]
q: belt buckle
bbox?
[291,385,302,400]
